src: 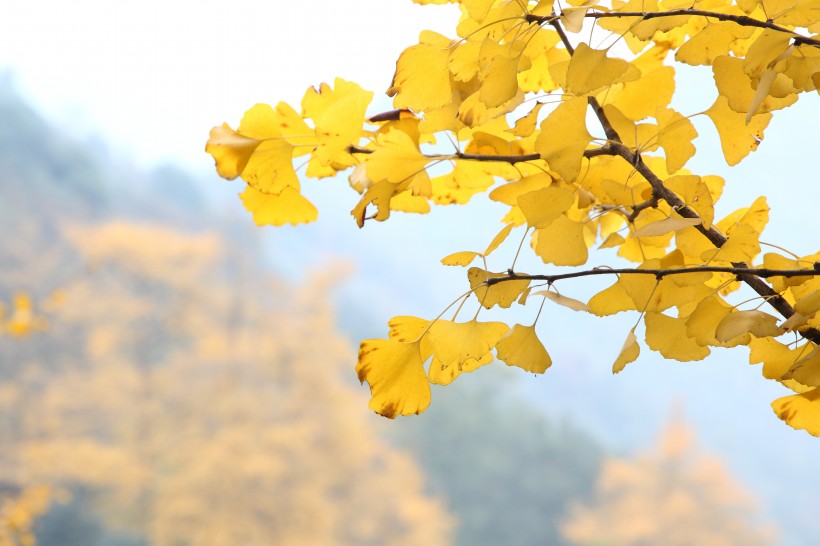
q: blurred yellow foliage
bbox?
[0,487,51,546]
[0,222,453,546]
[562,417,776,546]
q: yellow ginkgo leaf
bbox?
[484,223,515,255]
[534,290,590,312]
[655,108,698,173]
[771,387,820,436]
[350,180,399,227]
[428,353,493,385]
[705,95,772,166]
[712,56,797,116]
[748,337,810,380]
[302,78,373,167]
[365,129,431,185]
[613,327,640,373]
[646,312,711,361]
[794,290,820,316]
[488,173,553,205]
[517,186,576,229]
[608,66,675,121]
[665,175,715,229]
[686,295,750,348]
[468,267,530,309]
[239,186,318,227]
[588,279,636,316]
[784,346,820,387]
[387,31,453,111]
[566,43,631,95]
[632,216,702,237]
[427,319,510,370]
[532,214,589,266]
[743,29,792,78]
[356,339,431,418]
[508,102,544,137]
[480,54,520,108]
[700,223,761,263]
[675,22,755,66]
[206,123,264,180]
[715,310,784,342]
[441,251,482,266]
[495,324,552,373]
[534,96,593,182]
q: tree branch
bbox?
[529,9,820,48]
[347,144,616,164]
[485,266,820,343]
[546,16,818,344]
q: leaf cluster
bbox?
[207,0,820,434]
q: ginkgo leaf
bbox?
[749,337,810,380]
[599,232,625,249]
[665,175,715,229]
[705,95,772,166]
[206,102,308,193]
[427,319,509,369]
[534,97,593,182]
[239,186,318,226]
[561,1,599,33]
[388,31,453,111]
[613,327,640,373]
[608,66,675,121]
[712,56,797,116]
[588,279,635,316]
[350,180,399,227]
[365,129,431,185]
[632,217,702,237]
[645,312,711,361]
[784,346,820,387]
[480,54,520,108]
[534,290,589,312]
[206,123,265,180]
[302,78,373,166]
[675,22,755,66]
[356,339,430,418]
[655,108,698,173]
[686,295,750,348]
[484,223,515,255]
[517,185,576,229]
[700,223,761,263]
[441,251,482,266]
[532,215,589,266]
[509,102,544,137]
[715,310,784,342]
[566,43,631,95]
[468,267,530,309]
[771,388,820,436]
[488,173,553,205]
[495,324,552,373]
[794,290,820,316]
[428,353,492,385]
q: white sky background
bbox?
[3,3,820,542]
[0,0,459,170]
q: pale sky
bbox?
[0,0,459,170]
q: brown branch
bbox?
[547,16,818,344]
[485,267,820,343]
[486,266,820,284]
[347,145,616,163]
[530,9,820,48]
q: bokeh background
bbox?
[1,1,818,545]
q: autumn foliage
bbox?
[562,418,775,545]
[207,0,820,434]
